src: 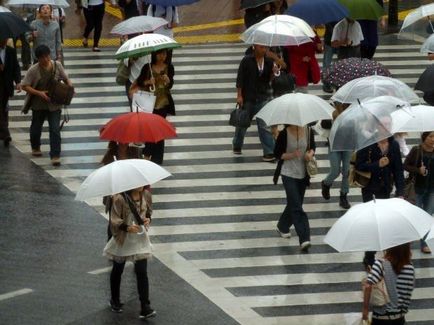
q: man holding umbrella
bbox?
[0,38,21,147]
[232,43,278,161]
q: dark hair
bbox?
[38,4,52,12]
[384,243,412,274]
[34,45,51,59]
[421,131,433,143]
[151,49,169,65]
[136,64,152,88]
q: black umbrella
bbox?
[0,12,32,39]
[415,65,434,93]
[240,0,274,10]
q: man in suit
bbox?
[0,38,22,147]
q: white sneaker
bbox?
[277,228,291,238]
[300,241,311,252]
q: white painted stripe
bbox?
[0,288,33,301]
[87,262,132,275]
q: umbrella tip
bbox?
[373,195,376,203]
[113,155,117,161]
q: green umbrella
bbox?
[338,0,385,21]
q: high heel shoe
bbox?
[82,39,88,48]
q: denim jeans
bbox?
[30,109,61,158]
[232,100,275,155]
[278,175,310,244]
[323,150,352,194]
[322,45,337,70]
[416,190,434,249]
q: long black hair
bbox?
[136,63,152,87]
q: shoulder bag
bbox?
[229,103,251,128]
[362,260,390,307]
[305,127,318,177]
[47,61,74,106]
[115,60,130,85]
[349,150,372,188]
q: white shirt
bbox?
[331,19,364,46]
[128,56,150,83]
[147,5,179,38]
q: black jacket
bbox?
[0,46,21,98]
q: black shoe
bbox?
[322,84,334,93]
[262,154,276,162]
[109,299,123,313]
[233,148,242,155]
[321,181,330,200]
[339,192,351,209]
[139,305,156,319]
[3,137,11,147]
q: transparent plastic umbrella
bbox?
[0,5,11,12]
[399,3,434,42]
[331,75,420,104]
[420,34,434,54]
[110,16,168,36]
[256,93,334,126]
[329,96,412,151]
[324,198,433,252]
[75,159,171,201]
[240,14,315,46]
[391,105,434,133]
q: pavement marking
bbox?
[0,288,33,301]
[88,262,133,275]
[104,1,123,19]
[173,18,244,33]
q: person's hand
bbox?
[419,165,427,176]
[143,217,151,230]
[237,94,243,107]
[272,63,280,75]
[379,156,389,167]
[304,149,314,161]
[293,149,302,158]
[39,90,50,102]
[16,83,22,93]
[127,224,141,233]
[56,53,62,61]
[302,56,310,62]
[162,74,170,85]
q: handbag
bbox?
[404,146,422,204]
[271,70,295,97]
[132,90,156,113]
[349,151,372,188]
[47,62,74,106]
[229,104,251,128]
[362,261,390,307]
[305,127,318,177]
[115,60,130,86]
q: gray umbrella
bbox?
[0,12,32,39]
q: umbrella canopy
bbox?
[399,3,434,42]
[329,96,412,151]
[0,5,11,12]
[322,57,391,89]
[240,0,274,10]
[338,0,384,20]
[75,159,171,201]
[415,64,434,93]
[331,75,420,104]
[391,105,434,133]
[256,93,334,126]
[240,14,315,46]
[115,33,181,60]
[324,198,433,252]
[141,0,199,6]
[7,0,70,8]
[0,12,32,39]
[110,16,168,36]
[420,34,434,54]
[425,223,434,252]
[286,0,349,25]
[100,112,177,143]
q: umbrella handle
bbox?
[273,63,281,77]
[149,84,155,92]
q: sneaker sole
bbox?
[139,311,156,319]
[276,229,291,238]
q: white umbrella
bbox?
[329,96,412,151]
[7,0,70,8]
[75,159,171,201]
[398,3,434,42]
[331,75,420,104]
[240,14,314,46]
[110,16,168,36]
[391,104,434,133]
[255,93,334,126]
[324,198,434,252]
[0,5,11,12]
[115,33,181,60]
[420,33,434,54]
[425,224,434,252]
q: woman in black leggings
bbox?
[76,0,105,51]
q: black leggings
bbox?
[83,3,105,47]
[143,107,168,165]
[110,259,150,304]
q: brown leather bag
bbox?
[47,62,74,106]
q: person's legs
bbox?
[83,7,96,40]
[416,192,433,252]
[277,175,294,234]
[135,259,156,318]
[92,3,105,48]
[323,150,342,187]
[322,45,334,70]
[232,101,254,152]
[47,109,61,159]
[0,96,11,143]
[252,101,275,156]
[110,260,125,310]
[340,151,352,194]
[30,110,47,151]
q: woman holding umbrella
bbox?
[362,243,415,324]
[404,131,434,254]
[129,48,175,165]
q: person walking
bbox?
[273,124,316,252]
[29,4,62,62]
[321,102,351,209]
[356,137,405,268]
[321,21,338,93]
[232,44,278,162]
[0,38,21,147]
[129,49,175,165]
[76,0,105,51]
[103,186,156,319]
[146,4,179,38]
[362,243,415,324]
[331,17,364,59]
[21,45,72,166]
[404,131,434,254]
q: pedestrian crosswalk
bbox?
[8,39,434,324]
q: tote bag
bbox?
[132,90,156,113]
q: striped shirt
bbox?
[367,259,415,314]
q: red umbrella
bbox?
[100,112,177,143]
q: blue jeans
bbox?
[30,109,61,158]
[322,45,336,70]
[416,190,434,249]
[278,175,310,244]
[232,100,275,155]
[323,150,351,194]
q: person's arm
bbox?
[54,22,62,60]
[392,143,405,196]
[56,62,72,86]
[167,64,175,89]
[356,147,380,172]
[403,146,419,174]
[362,281,372,321]
[11,48,22,91]
[236,58,246,106]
